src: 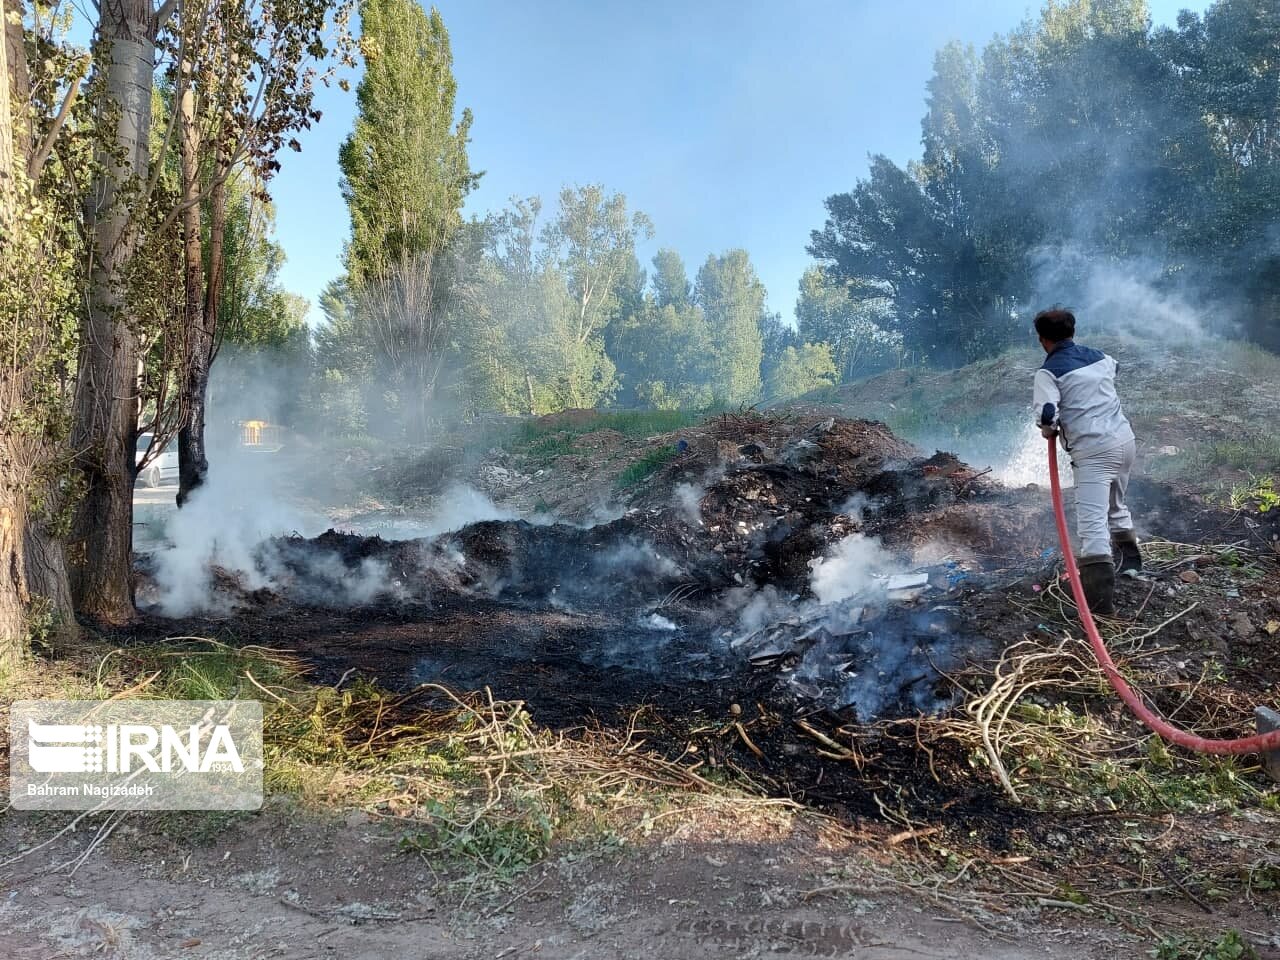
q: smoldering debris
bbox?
[139,413,1044,724]
[809,534,901,604]
[146,516,695,614]
[730,567,982,722]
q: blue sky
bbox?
[266,0,1209,325]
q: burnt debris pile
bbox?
[140,413,1062,722]
[729,586,981,722]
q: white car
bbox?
[135,434,179,488]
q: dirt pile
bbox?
[246,413,1029,609]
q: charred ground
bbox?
[119,415,1280,888]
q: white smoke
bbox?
[598,541,683,580]
[808,533,901,604]
[837,492,873,521]
[151,457,328,616]
[728,583,790,634]
[1031,245,1225,341]
[674,482,705,524]
[337,485,516,540]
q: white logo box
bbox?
[10,700,263,811]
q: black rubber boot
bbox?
[1077,556,1116,616]
[1112,530,1142,578]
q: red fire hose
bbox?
[1047,437,1280,755]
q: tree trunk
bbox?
[0,0,16,217]
[0,0,30,665]
[176,73,206,506]
[23,509,77,642]
[177,161,226,506]
[0,481,30,671]
[1,0,77,659]
[67,0,156,623]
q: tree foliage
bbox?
[338,0,476,285]
[693,250,765,405]
[332,0,476,437]
[765,343,838,403]
[809,0,1280,361]
[795,267,903,381]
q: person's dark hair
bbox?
[1034,308,1076,343]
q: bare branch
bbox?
[27,56,88,182]
[154,0,179,30]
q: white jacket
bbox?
[1032,341,1134,459]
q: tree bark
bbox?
[177,157,226,506]
[1,0,77,659]
[1,0,27,664]
[176,70,207,506]
[0,0,16,217]
[0,482,30,671]
[23,508,77,641]
[67,0,156,624]
[0,0,15,654]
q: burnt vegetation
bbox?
[113,412,1280,932]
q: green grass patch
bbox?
[1207,438,1280,474]
[496,408,707,454]
[1148,437,1280,484]
[1153,929,1258,960]
[400,795,554,883]
[615,444,679,489]
[1214,340,1280,382]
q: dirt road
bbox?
[0,808,1142,960]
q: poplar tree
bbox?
[338,0,476,437]
[694,250,765,406]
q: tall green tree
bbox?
[466,198,559,414]
[535,185,652,409]
[337,0,476,437]
[1159,0,1280,348]
[1,0,85,657]
[312,277,374,436]
[806,0,1280,363]
[607,249,719,409]
[765,343,838,404]
[68,0,180,622]
[63,0,347,619]
[795,267,903,381]
[694,249,766,405]
[650,247,691,309]
[541,185,652,353]
[339,0,475,283]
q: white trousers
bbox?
[1071,439,1136,558]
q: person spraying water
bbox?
[1031,308,1141,615]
